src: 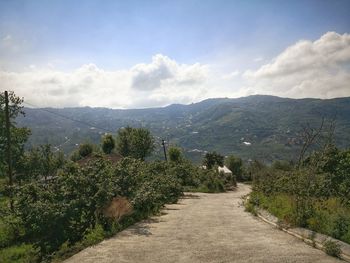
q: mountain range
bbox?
[17,95,350,163]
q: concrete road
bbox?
[65,184,341,263]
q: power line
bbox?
[23,101,115,134]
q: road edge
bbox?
[254,208,350,262]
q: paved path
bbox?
[65,184,341,263]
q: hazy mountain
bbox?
[17,95,350,163]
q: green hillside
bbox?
[17,95,350,163]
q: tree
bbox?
[0,91,31,181]
[101,134,115,154]
[129,128,155,160]
[116,127,154,160]
[225,155,244,181]
[203,151,224,169]
[78,143,93,157]
[16,145,66,182]
[168,146,183,163]
[116,126,133,157]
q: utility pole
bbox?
[4,91,13,210]
[161,139,167,162]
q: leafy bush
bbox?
[167,160,200,187]
[225,155,244,181]
[15,155,186,258]
[82,225,105,247]
[196,169,225,193]
[203,151,224,169]
[0,215,24,248]
[0,244,38,263]
[101,134,115,154]
[4,120,230,260]
[168,146,183,163]
[323,240,341,258]
[249,145,350,244]
[78,143,93,157]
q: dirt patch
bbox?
[101,197,133,220]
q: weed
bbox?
[245,201,257,216]
[323,239,341,258]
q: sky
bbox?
[0,0,350,108]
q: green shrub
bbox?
[168,161,200,187]
[225,155,244,181]
[78,143,93,157]
[168,147,183,163]
[0,215,24,248]
[306,198,350,244]
[198,170,225,193]
[101,134,115,154]
[13,139,227,260]
[245,201,257,216]
[332,214,350,241]
[0,244,38,263]
[249,146,350,245]
[82,224,105,247]
[342,229,350,244]
[323,239,341,258]
[266,194,295,224]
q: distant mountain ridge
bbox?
[17,95,350,163]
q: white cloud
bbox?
[0,54,213,108]
[1,32,349,109]
[131,54,208,90]
[222,70,240,80]
[244,32,350,99]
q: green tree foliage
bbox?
[78,143,93,157]
[167,160,199,186]
[225,155,244,181]
[16,144,65,182]
[13,146,232,258]
[0,91,31,180]
[271,160,293,171]
[168,146,183,163]
[15,155,185,257]
[101,134,115,154]
[116,126,154,160]
[115,126,132,157]
[203,151,224,169]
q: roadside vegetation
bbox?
[0,91,236,262]
[246,122,350,248]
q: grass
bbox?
[0,244,38,263]
[247,191,350,245]
[244,201,257,216]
